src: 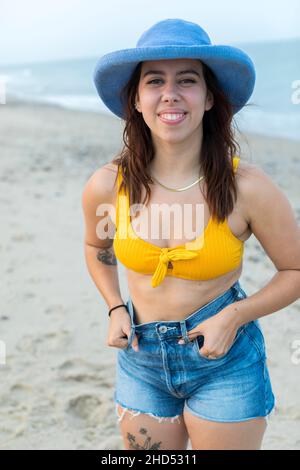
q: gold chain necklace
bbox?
[151,173,205,192]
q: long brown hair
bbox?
[112,60,243,223]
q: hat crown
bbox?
[136,18,211,48]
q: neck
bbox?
[150,131,203,179]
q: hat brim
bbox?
[93,45,255,118]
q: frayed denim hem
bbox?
[115,400,182,424]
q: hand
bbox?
[178,309,239,359]
[108,307,139,351]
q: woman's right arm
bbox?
[81,164,124,312]
[81,163,139,351]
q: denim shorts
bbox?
[114,280,276,423]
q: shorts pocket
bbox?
[193,325,246,362]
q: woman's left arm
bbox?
[224,163,300,329]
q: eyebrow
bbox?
[142,69,201,79]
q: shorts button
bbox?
[159,325,168,333]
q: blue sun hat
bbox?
[93,18,256,119]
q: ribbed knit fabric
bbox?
[113,157,244,288]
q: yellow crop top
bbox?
[113,157,244,288]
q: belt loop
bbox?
[124,299,136,348]
[126,298,135,325]
[231,280,247,300]
[180,320,190,344]
[231,280,240,298]
[128,323,136,346]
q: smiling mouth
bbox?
[158,113,188,125]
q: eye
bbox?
[147,79,196,85]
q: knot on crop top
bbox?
[153,247,199,288]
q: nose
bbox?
[161,82,182,102]
[162,96,179,104]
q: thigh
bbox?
[116,404,189,450]
[183,410,267,450]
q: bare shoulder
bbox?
[236,159,297,229]
[235,159,262,180]
[235,160,280,215]
[236,159,300,270]
[81,162,119,248]
[236,159,280,195]
[82,162,119,205]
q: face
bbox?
[135,59,214,144]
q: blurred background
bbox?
[0,0,299,451]
[1,0,300,140]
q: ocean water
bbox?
[1,37,299,141]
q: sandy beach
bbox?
[0,96,299,450]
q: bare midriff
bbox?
[127,256,244,325]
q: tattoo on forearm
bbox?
[127,428,162,450]
[96,248,117,265]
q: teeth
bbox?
[160,113,185,120]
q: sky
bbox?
[1,0,300,65]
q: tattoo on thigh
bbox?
[96,248,117,265]
[127,428,162,450]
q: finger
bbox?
[131,335,139,352]
[108,339,129,349]
[117,331,132,348]
[199,347,210,357]
[120,329,131,341]
[189,330,204,341]
[178,332,204,344]
[178,328,203,343]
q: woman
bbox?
[82,19,300,450]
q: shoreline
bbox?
[4,92,300,146]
